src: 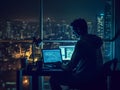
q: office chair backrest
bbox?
[96,58,118,90]
[103,58,118,76]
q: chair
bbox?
[103,58,118,76]
[68,58,118,90]
[102,58,118,90]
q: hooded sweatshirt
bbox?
[65,34,103,80]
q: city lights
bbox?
[22,76,30,87]
[0,0,116,90]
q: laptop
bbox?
[42,49,63,70]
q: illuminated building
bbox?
[96,13,104,39]
[96,0,115,61]
[87,21,94,34]
[96,13,106,62]
[6,21,12,39]
[104,0,115,61]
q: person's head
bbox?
[70,18,88,36]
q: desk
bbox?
[16,68,64,90]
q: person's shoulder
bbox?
[76,39,84,45]
[86,34,103,48]
[76,40,87,49]
[87,34,102,39]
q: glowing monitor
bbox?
[42,49,62,64]
[59,46,75,60]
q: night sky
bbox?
[44,0,105,22]
[0,0,40,20]
[0,0,105,22]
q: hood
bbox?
[83,34,103,49]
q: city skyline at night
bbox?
[0,0,116,90]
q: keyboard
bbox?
[42,64,63,71]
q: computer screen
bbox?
[59,46,75,60]
[42,49,62,63]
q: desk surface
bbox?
[18,68,64,76]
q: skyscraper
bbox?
[96,13,104,39]
[104,0,115,61]
[6,21,11,39]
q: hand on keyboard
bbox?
[54,61,62,69]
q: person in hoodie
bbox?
[49,18,103,90]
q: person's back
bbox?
[64,34,103,82]
[49,18,103,90]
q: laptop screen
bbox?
[42,49,62,64]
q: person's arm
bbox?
[61,41,83,71]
